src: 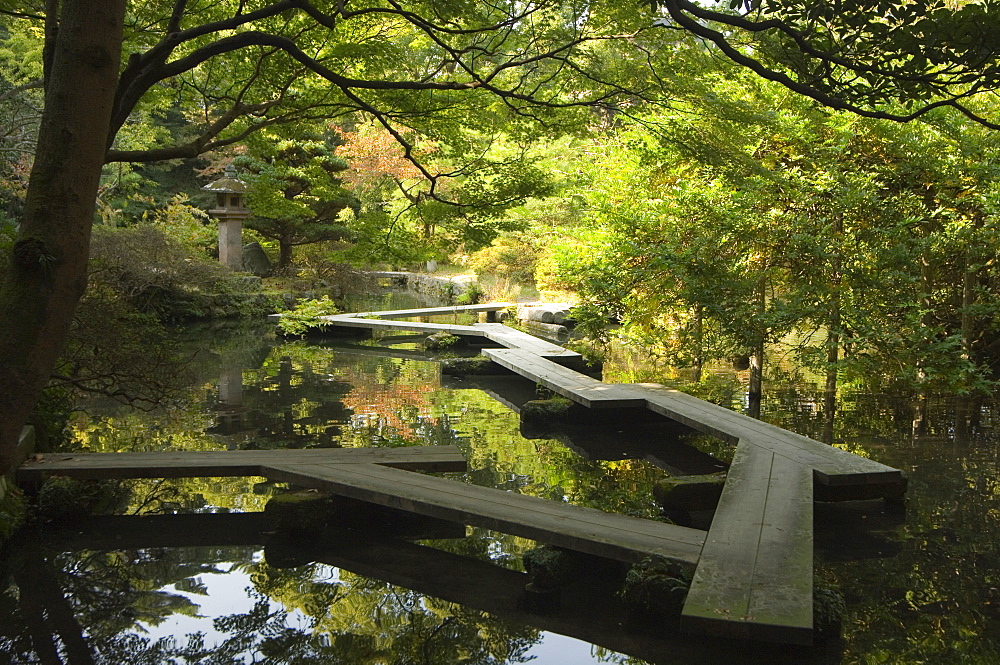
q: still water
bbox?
[3,294,999,664]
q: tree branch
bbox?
[657,0,1000,130]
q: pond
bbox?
[2,292,999,664]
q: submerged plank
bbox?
[265,462,706,566]
[17,446,468,482]
[681,441,814,645]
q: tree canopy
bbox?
[651,0,1000,128]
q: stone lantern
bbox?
[203,165,250,270]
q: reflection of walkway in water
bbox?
[28,510,812,664]
[18,304,907,646]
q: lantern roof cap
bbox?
[202,164,246,194]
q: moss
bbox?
[520,397,574,424]
[423,332,462,351]
[652,472,727,512]
[620,556,693,622]
[440,357,503,376]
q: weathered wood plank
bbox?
[339,302,515,319]
[265,462,706,566]
[319,316,488,336]
[627,384,901,487]
[475,323,582,358]
[483,348,645,409]
[681,442,814,645]
[17,446,468,482]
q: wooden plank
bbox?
[483,348,645,409]
[319,316,487,336]
[475,323,581,358]
[681,442,814,645]
[17,446,468,482]
[339,302,515,319]
[265,462,706,566]
[626,384,901,487]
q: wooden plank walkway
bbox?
[334,303,515,319]
[625,383,901,487]
[319,316,490,337]
[17,446,468,483]
[296,304,586,366]
[266,462,706,566]
[483,347,644,408]
[260,305,907,643]
[681,441,814,645]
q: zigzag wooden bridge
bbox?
[318,304,906,643]
[18,303,906,647]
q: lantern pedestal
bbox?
[213,214,249,270]
[203,166,250,271]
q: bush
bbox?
[89,223,232,317]
[277,296,340,336]
[35,476,131,523]
[141,194,217,253]
[0,483,27,540]
[467,232,543,284]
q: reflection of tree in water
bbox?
[1,543,257,664]
[2,542,541,665]
[236,345,355,450]
[251,562,538,665]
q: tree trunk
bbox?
[747,278,766,419]
[0,0,126,474]
[748,339,764,419]
[692,304,704,383]
[278,236,294,271]
[823,214,843,445]
[823,319,840,445]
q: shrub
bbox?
[89,223,232,317]
[277,296,340,336]
[467,232,543,284]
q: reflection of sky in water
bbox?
[142,555,612,664]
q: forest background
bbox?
[3,0,1000,472]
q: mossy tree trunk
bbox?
[0,0,126,474]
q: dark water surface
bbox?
[3,295,999,664]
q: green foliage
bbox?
[35,476,131,524]
[239,130,358,270]
[620,556,693,621]
[648,0,1000,130]
[276,296,340,337]
[467,232,545,284]
[563,338,608,368]
[0,481,26,540]
[141,194,216,253]
[89,223,233,317]
[454,281,483,305]
[552,53,1000,395]
[814,583,847,640]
